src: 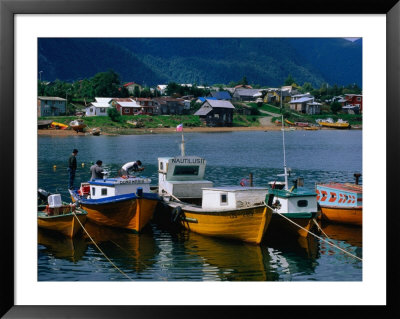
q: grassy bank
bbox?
[246,102,362,126]
[38,113,264,133]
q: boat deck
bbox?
[318,182,362,194]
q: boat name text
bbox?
[171,158,205,164]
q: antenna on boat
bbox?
[281,89,289,190]
[177,123,185,156]
[181,130,185,156]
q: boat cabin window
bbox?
[297,200,308,207]
[101,188,107,196]
[173,165,199,176]
[159,162,163,170]
[92,187,96,196]
[220,194,228,205]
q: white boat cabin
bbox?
[158,156,213,200]
[268,188,318,215]
[201,187,268,210]
[84,177,152,200]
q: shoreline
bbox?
[38,125,361,136]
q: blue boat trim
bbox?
[269,188,317,198]
[71,190,159,205]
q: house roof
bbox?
[289,97,314,103]
[197,97,217,102]
[234,84,253,89]
[234,89,263,96]
[38,96,66,101]
[117,102,139,107]
[112,98,134,102]
[194,106,213,116]
[91,102,111,108]
[95,97,113,104]
[204,99,235,109]
[123,82,140,87]
[210,91,232,100]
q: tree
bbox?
[330,101,342,114]
[300,82,313,93]
[91,70,122,97]
[284,74,296,86]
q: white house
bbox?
[156,85,168,95]
[85,97,112,116]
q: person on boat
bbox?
[120,160,144,177]
[68,149,78,190]
[90,160,104,180]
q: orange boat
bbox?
[38,201,87,238]
[316,174,362,226]
[69,175,159,232]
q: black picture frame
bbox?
[1,0,399,317]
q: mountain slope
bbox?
[38,38,362,87]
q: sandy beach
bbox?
[37,125,288,136]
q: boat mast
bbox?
[181,129,185,156]
[281,89,289,190]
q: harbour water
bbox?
[38,130,362,281]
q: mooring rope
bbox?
[312,218,331,239]
[72,211,134,281]
[265,204,362,262]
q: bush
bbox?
[107,107,122,122]
[330,101,342,114]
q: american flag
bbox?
[176,123,183,132]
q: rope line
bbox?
[312,218,331,239]
[265,203,362,262]
[72,212,134,281]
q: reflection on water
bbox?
[38,131,362,281]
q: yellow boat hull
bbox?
[179,206,273,245]
[38,213,87,238]
[320,122,350,129]
[76,198,158,232]
[319,206,362,226]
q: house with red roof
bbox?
[123,82,142,95]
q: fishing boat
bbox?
[294,121,309,127]
[316,118,350,129]
[69,119,87,132]
[266,179,318,237]
[38,193,87,238]
[50,121,68,130]
[69,169,159,232]
[316,173,362,226]
[38,120,53,129]
[91,127,101,136]
[285,119,295,126]
[166,187,272,245]
[156,127,272,244]
[265,114,318,238]
[305,125,320,130]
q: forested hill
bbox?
[38,38,362,87]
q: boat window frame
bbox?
[172,165,200,176]
[101,188,108,196]
[92,187,96,196]
[297,199,308,207]
[220,193,228,205]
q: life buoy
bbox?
[171,206,183,223]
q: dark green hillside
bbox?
[38,38,167,84]
[38,38,362,87]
